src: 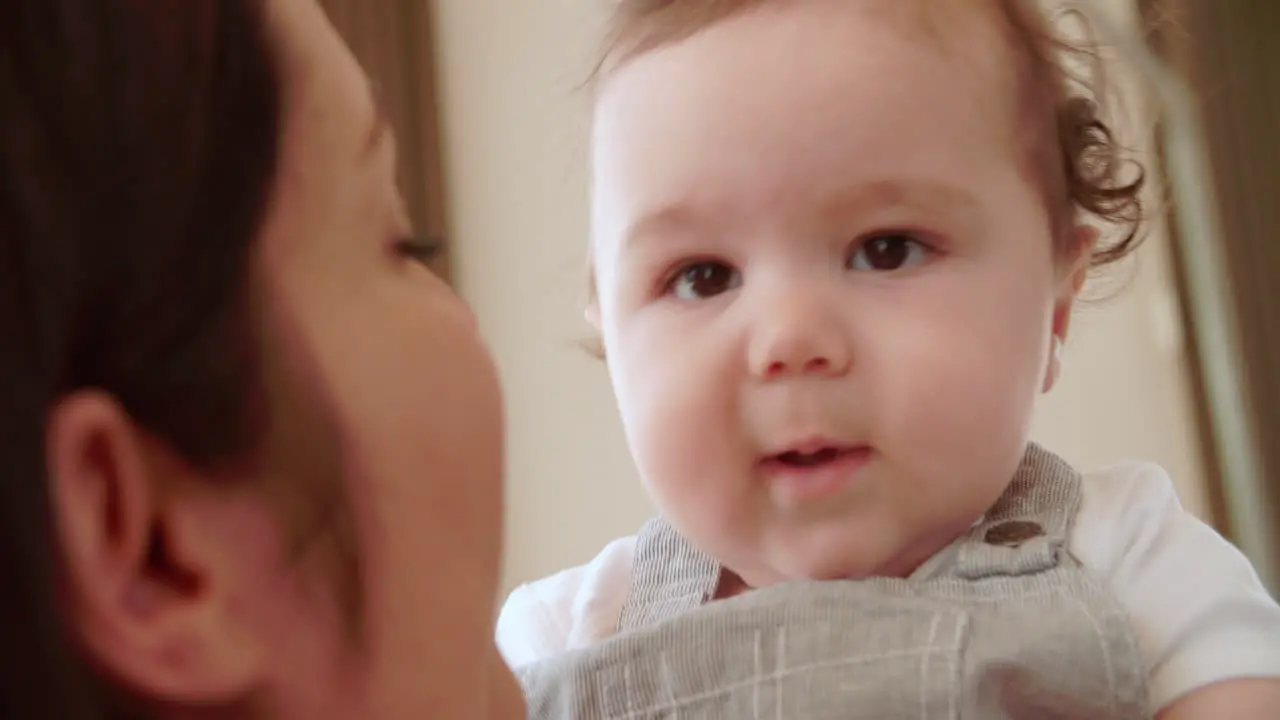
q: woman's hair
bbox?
[0,0,281,715]
[589,0,1147,269]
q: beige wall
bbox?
[430,0,1208,593]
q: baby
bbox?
[498,0,1280,716]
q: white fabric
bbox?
[496,461,1280,713]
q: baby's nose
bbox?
[748,302,851,380]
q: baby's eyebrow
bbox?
[622,203,711,251]
[814,179,982,220]
[622,180,981,250]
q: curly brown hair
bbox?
[587,0,1146,272]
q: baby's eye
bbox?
[668,261,741,300]
[847,233,930,272]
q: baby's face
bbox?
[590,0,1085,587]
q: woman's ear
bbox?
[48,391,271,706]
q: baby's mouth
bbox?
[758,442,873,502]
[775,446,848,468]
[764,443,871,470]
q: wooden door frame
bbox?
[1138,0,1280,592]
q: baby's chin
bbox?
[738,519,957,586]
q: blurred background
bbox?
[320,0,1279,595]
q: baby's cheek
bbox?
[865,324,1035,498]
[629,369,752,537]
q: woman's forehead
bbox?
[267,0,377,158]
[256,0,385,269]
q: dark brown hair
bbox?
[0,0,280,716]
[587,0,1146,273]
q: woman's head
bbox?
[583,0,1148,588]
[0,0,518,716]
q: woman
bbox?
[0,0,522,716]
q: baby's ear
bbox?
[1062,224,1098,296]
[1051,225,1099,343]
[580,303,606,360]
[584,302,601,331]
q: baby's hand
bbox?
[980,663,1125,719]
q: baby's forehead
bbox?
[597,0,1031,136]
[601,0,1028,74]
[590,0,1072,226]
[594,0,1031,149]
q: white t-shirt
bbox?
[496,461,1280,713]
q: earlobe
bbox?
[1067,224,1098,294]
[48,391,267,706]
[1049,224,1098,346]
[1041,335,1064,393]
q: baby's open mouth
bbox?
[775,447,848,468]
[759,442,872,501]
[766,444,870,470]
